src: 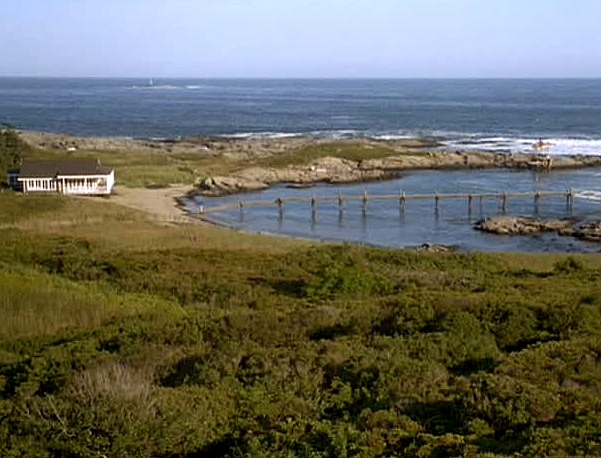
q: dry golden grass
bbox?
[0,266,184,339]
[69,360,154,403]
[7,192,309,253]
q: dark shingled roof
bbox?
[18,159,113,179]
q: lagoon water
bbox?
[190,169,601,253]
[3,77,601,252]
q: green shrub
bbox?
[303,246,395,301]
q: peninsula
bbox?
[19,131,601,201]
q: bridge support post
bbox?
[566,189,573,213]
[399,190,406,212]
[501,192,508,213]
[338,192,344,214]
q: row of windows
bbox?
[26,178,106,189]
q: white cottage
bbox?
[16,159,114,195]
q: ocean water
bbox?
[1,77,601,156]
[3,77,601,252]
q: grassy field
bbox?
[1,190,601,457]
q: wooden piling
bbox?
[338,192,344,213]
[362,189,368,212]
[501,192,508,213]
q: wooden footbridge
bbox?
[197,189,576,216]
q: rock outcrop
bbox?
[474,216,601,244]
[197,156,397,196]
[564,221,601,242]
[197,175,269,196]
[474,216,576,235]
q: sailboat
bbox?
[149,78,155,87]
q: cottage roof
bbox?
[19,159,113,178]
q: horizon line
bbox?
[1,75,601,80]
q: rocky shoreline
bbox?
[197,150,601,197]
[475,216,601,243]
[19,130,601,197]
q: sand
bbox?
[102,185,197,222]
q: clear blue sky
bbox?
[1,0,599,77]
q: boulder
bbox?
[413,243,456,253]
[569,221,601,242]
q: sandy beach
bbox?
[98,185,197,222]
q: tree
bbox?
[0,124,27,182]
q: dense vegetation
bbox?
[0,126,29,179]
[1,193,601,457]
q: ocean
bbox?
[1,77,601,156]
[3,77,601,252]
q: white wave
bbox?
[574,190,601,202]
[127,84,197,91]
[225,132,256,139]
[147,85,184,90]
[443,137,601,156]
[331,130,359,140]
[370,134,417,141]
[539,138,601,156]
[223,131,303,140]
[267,132,303,139]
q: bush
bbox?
[0,126,27,180]
[303,246,395,301]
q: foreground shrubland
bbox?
[1,193,601,457]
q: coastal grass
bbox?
[23,147,215,188]
[3,192,601,456]
[0,265,183,340]
[2,194,306,253]
[253,141,417,169]
[21,140,424,187]
[0,192,66,224]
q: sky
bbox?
[1,0,600,78]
